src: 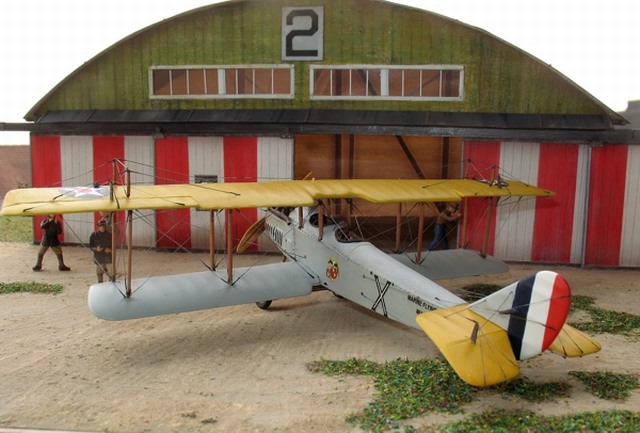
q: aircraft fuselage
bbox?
[264,208,465,330]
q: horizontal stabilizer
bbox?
[416,305,519,387]
[547,324,602,357]
[391,249,508,280]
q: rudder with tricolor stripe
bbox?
[469,270,572,360]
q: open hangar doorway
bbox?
[293,133,464,253]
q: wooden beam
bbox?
[395,135,426,179]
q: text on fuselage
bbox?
[407,294,436,312]
[265,222,284,248]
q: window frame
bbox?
[149,64,295,100]
[309,64,464,101]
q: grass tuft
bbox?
[418,409,640,433]
[0,281,64,294]
[569,371,640,400]
[309,357,475,431]
[491,376,571,402]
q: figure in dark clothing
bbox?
[89,219,113,283]
[32,214,71,271]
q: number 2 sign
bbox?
[282,6,324,60]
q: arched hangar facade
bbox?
[22,0,640,267]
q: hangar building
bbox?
[10,0,640,267]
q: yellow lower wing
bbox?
[416,305,519,387]
[547,324,602,357]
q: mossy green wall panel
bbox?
[29,0,610,120]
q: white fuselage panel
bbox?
[265,209,465,329]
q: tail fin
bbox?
[469,270,572,360]
[417,271,575,386]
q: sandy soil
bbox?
[1,241,639,433]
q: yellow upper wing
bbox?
[0,178,554,216]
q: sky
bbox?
[0,0,638,144]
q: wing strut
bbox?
[226,209,233,283]
[111,162,118,281]
[395,203,402,253]
[124,167,133,297]
[318,201,324,241]
[209,210,216,271]
[415,203,426,263]
[481,197,496,258]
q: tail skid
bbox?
[417,271,600,386]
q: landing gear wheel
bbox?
[256,300,273,310]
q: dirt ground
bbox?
[1,241,639,433]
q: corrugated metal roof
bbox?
[35,109,614,129]
[3,109,638,143]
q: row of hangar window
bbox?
[150,64,463,101]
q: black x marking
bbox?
[372,275,391,317]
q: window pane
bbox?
[171,69,188,95]
[254,69,272,94]
[421,69,440,97]
[225,69,238,95]
[274,68,291,94]
[237,68,253,94]
[388,69,404,96]
[205,69,219,95]
[367,69,381,96]
[188,69,205,95]
[313,69,332,96]
[334,69,350,95]
[442,70,461,97]
[350,69,367,96]
[403,69,421,97]
[153,70,171,95]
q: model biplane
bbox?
[0,164,601,386]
